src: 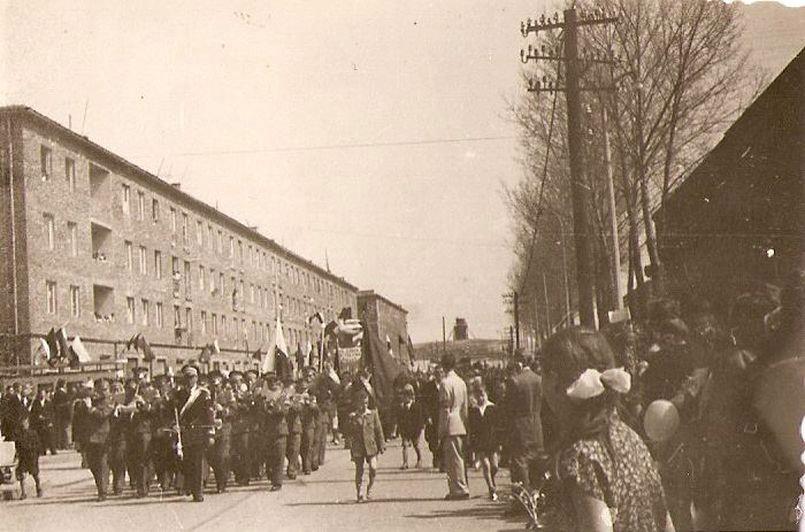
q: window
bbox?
[200,311,207,335]
[40,145,52,179]
[172,256,180,274]
[154,250,162,279]
[182,213,188,245]
[126,297,135,324]
[139,246,147,275]
[219,272,225,296]
[69,285,80,318]
[170,207,177,233]
[173,305,181,328]
[229,236,234,257]
[196,220,203,246]
[138,192,145,220]
[184,261,191,294]
[121,184,131,215]
[46,281,57,314]
[185,308,192,331]
[125,241,133,270]
[156,302,164,327]
[207,225,213,248]
[65,158,76,191]
[238,240,243,262]
[141,299,149,326]
[212,313,218,335]
[67,222,77,257]
[152,199,160,222]
[217,230,223,253]
[250,283,255,304]
[209,268,216,293]
[222,315,228,338]
[199,265,205,290]
[43,213,55,250]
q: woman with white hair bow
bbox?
[540,327,675,532]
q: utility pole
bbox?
[521,8,618,329]
[442,316,446,352]
[542,271,551,335]
[503,291,521,353]
[602,103,624,310]
[513,291,520,352]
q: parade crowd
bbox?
[1,272,802,531]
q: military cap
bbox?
[228,370,244,380]
[181,364,199,377]
[245,369,259,379]
[208,370,224,382]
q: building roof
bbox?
[0,105,359,292]
[357,290,408,315]
[657,46,803,219]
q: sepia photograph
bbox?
[1,0,803,530]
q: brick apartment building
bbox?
[357,290,411,365]
[0,106,360,375]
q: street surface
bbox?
[3,442,528,532]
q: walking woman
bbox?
[348,390,384,502]
[540,327,675,531]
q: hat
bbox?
[245,369,259,378]
[229,370,244,380]
[181,364,199,377]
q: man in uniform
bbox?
[261,374,289,491]
[150,375,179,492]
[311,364,339,468]
[207,370,233,493]
[245,369,263,480]
[125,367,154,497]
[107,380,129,495]
[175,365,215,502]
[285,378,303,480]
[85,379,113,501]
[299,372,319,475]
[228,370,252,485]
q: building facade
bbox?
[357,290,411,365]
[0,106,358,374]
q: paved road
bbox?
[3,442,530,532]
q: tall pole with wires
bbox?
[521,8,618,329]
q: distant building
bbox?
[0,106,359,375]
[453,318,468,341]
[357,290,411,364]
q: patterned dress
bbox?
[552,413,669,532]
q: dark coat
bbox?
[85,396,113,445]
[176,386,215,446]
[349,409,385,459]
[503,368,544,451]
[30,398,54,432]
[468,402,502,453]
[395,400,424,440]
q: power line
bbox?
[173,134,516,157]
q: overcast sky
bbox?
[2,1,802,342]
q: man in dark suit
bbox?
[176,365,215,502]
[30,388,56,455]
[503,356,546,501]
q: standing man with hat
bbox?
[261,374,289,491]
[438,353,470,500]
[85,379,113,501]
[175,364,215,502]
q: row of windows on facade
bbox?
[43,280,314,348]
[40,213,348,318]
[39,143,345,301]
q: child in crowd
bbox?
[395,384,424,469]
[15,415,43,499]
[468,377,502,501]
[348,390,384,502]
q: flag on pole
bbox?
[307,311,324,326]
[56,327,70,362]
[262,316,286,374]
[34,337,49,366]
[125,333,141,352]
[45,328,60,364]
[305,340,313,367]
[211,339,221,354]
[70,335,92,363]
[135,334,155,362]
[385,334,394,357]
[198,344,212,365]
[252,345,263,361]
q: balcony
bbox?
[90,221,112,264]
[93,284,115,323]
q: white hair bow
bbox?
[566,367,631,400]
